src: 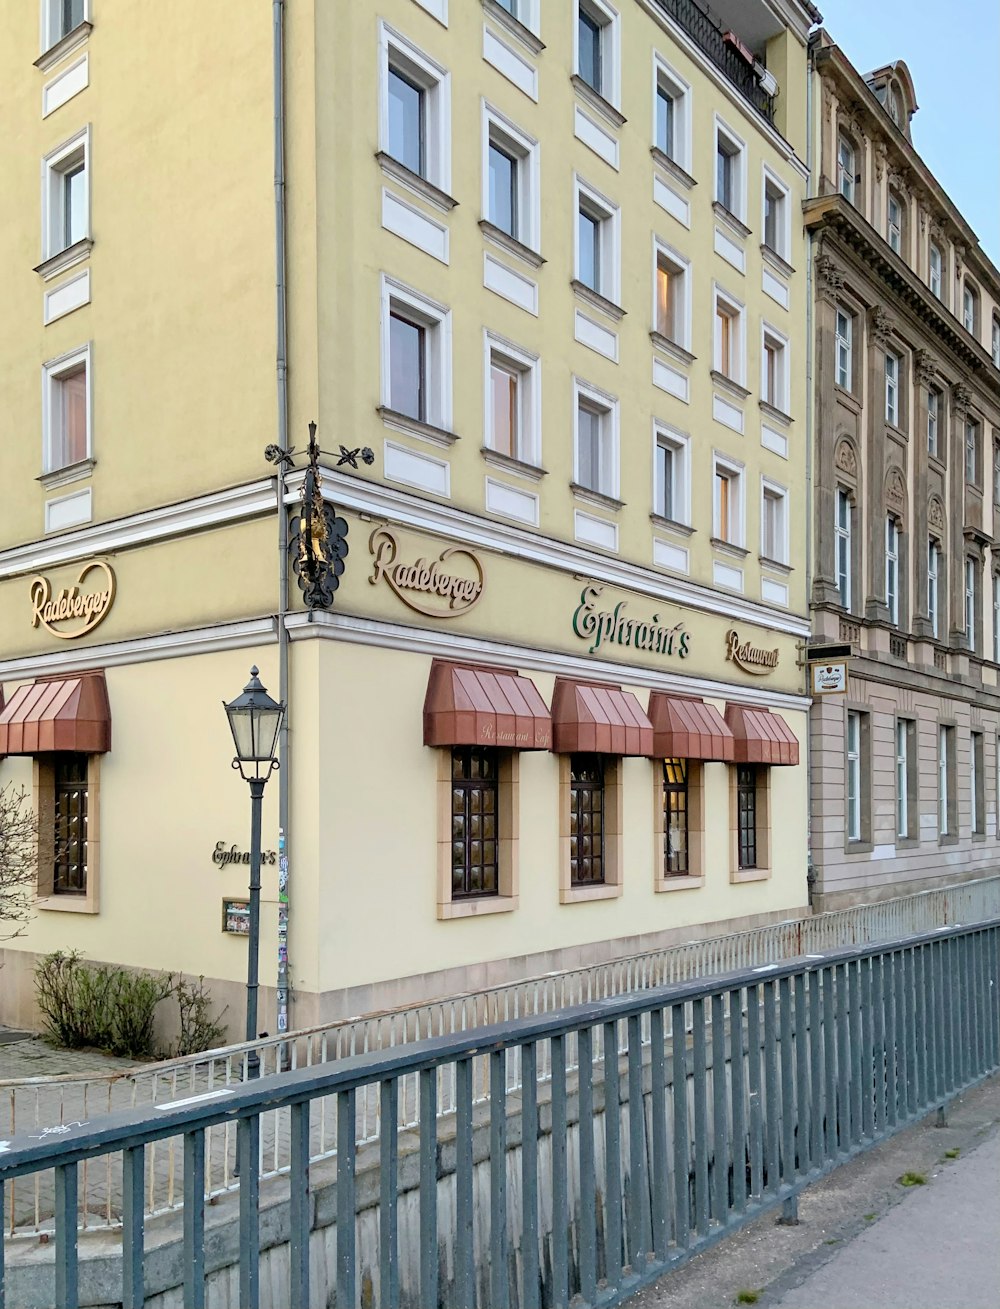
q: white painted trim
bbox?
[761,320,791,414]
[574,0,621,110]
[40,0,90,55]
[41,341,91,472]
[482,26,538,102]
[712,281,746,387]
[713,113,747,224]
[573,174,620,305]
[0,617,275,682]
[0,480,276,580]
[43,267,90,324]
[651,52,691,171]
[289,470,811,638]
[481,99,541,252]
[285,609,812,710]
[761,162,791,263]
[483,329,541,464]
[652,236,691,350]
[652,420,690,525]
[380,273,453,430]
[41,124,90,261]
[377,20,452,194]
[572,375,620,499]
[42,53,89,118]
[761,475,790,565]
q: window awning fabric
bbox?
[647,693,735,762]
[724,703,799,766]
[551,678,653,756]
[423,660,552,750]
[0,673,111,755]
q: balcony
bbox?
[650,0,776,122]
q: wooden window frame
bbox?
[34,753,100,914]
[654,759,704,892]
[436,749,518,919]
[559,753,623,903]
[730,763,771,882]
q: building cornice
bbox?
[805,194,1000,405]
[285,469,813,639]
[286,610,812,711]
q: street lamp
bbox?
[224,667,284,1078]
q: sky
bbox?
[819,1,1000,265]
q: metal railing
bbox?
[1,921,998,1309]
[3,874,999,1235]
[650,0,776,121]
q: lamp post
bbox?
[224,667,285,1079]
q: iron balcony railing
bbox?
[650,0,776,122]
[0,920,998,1309]
[3,873,999,1237]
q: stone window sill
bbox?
[711,538,749,559]
[761,244,795,278]
[34,238,92,283]
[480,0,544,54]
[711,370,751,402]
[375,152,458,214]
[560,882,622,904]
[650,147,696,190]
[713,201,751,241]
[571,280,626,322]
[571,483,624,512]
[438,895,517,920]
[377,407,458,449]
[656,875,705,893]
[730,866,770,884]
[479,220,545,269]
[650,513,694,537]
[35,21,92,72]
[481,447,546,482]
[38,458,95,490]
[36,894,98,915]
[570,74,626,130]
[759,400,793,426]
[650,331,695,367]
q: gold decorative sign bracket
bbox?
[29,560,117,640]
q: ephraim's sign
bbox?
[572,585,691,658]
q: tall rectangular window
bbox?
[836,487,852,610]
[43,132,89,260]
[762,484,787,563]
[927,386,940,458]
[895,719,909,840]
[714,462,742,545]
[380,26,450,193]
[835,310,852,389]
[388,67,424,176]
[966,556,978,652]
[966,418,979,485]
[570,755,605,885]
[887,192,902,253]
[762,328,787,411]
[837,136,856,203]
[846,710,862,841]
[654,60,688,168]
[382,277,451,432]
[43,347,91,473]
[737,765,758,869]
[655,249,687,344]
[885,517,900,625]
[939,725,953,836]
[971,732,986,836]
[486,337,538,466]
[654,429,686,522]
[575,180,618,303]
[53,754,88,894]
[885,352,899,425]
[994,573,1000,663]
[714,291,743,383]
[389,312,425,421]
[489,360,518,459]
[992,317,1000,369]
[963,284,977,335]
[656,84,675,159]
[763,175,787,258]
[928,539,941,640]
[662,759,688,875]
[577,7,602,93]
[488,141,517,237]
[574,386,617,497]
[578,208,600,290]
[929,243,942,298]
[994,443,1000,506]
[716,135,739,214]
[450,747,499,899]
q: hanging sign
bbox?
[30,561,116,639]
[811,661,849,695]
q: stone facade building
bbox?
[806,34,1000,909]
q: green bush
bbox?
[34,952,227,1060]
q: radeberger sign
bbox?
[368,527,485,617]
[30,560,116,640]
[572,585,691,658]
[725,628,780,675]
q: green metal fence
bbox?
[1,919,998,1308]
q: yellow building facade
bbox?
[0,0,817,1035]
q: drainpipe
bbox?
[804,36,817,910]
[273,0,292,1040]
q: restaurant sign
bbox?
[30,560,116,640]
[725,628,780,675]
[572,585,691,658]
[368,528,485,617]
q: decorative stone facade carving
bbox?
[928,496,945,531]
[885,465,906,512]
[868,306,894,344]
[952,383,972,416]
[874,141,887,182]
[835,439,858,479]
[815,254,844,299]
[914,349,937,384]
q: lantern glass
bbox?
[224,668,284,765]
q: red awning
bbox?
[551,678,653,756]
[423,660,551,750]
[647,693,735,762]
[0,674,111,755]
[724,704,799,766]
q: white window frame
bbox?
[761,322,789,413]
[835,309,852,390]
[836,487,852,610]
[652,422,690,524]
[380,274,453,430]
[713,285,745,385]
[714,116,747,222]
[41,126,90,260]
[927,386,940,458]
[992,317,1000,369]
[963,283,977,335]
[966,418,980,485]
[846,710,861,842]
[928,538,940,640]
[652,55,691,171]
[41,0,89,53]
[938,725,950,836]
[491,0,540,33]
[966,556,978,652]
[837,135,856,203]
[652,239,690,348]
[887,191,902,254]
[574,0,621,108]
[42,343,91,474]
[574,175,620,304]
[481,102,540,251]
[572,377,619,498]
[971,733,983,835]
[713,453,745,547]
[895,719,909,840]
[929,242,942,299]
[483,331,540,466]
[760,478,789,564]
[885,516,900,625]
[993,572,1000,663]
[378,22,451,193]
[885,351,899,426]
[761,166,790,260]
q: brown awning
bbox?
[0,673,111,755]
[647,693,735,762]
[551,677,653,756]
[724,703,799,766]
[423,660,551,749]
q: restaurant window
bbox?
[52,754,88,895]
[570,755,605,885]
[736,765,758,869]
[662,758,688,875]
[450,747,499,899]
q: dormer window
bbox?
[838,136,856,204]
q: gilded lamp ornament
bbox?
[289,422,352,610]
